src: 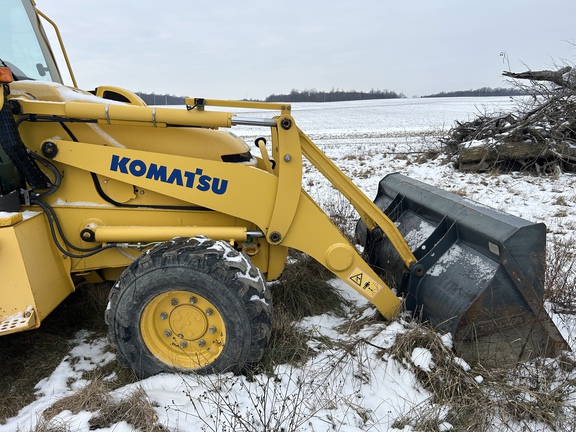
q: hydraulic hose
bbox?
[0,86,50,190]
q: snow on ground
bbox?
[3,97,576,431]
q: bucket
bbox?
[359,173,568,366]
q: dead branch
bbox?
[502,66,574,90]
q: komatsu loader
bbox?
[0,0,567,377]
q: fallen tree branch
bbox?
[503,66,574,90]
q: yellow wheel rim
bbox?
[140,290,226,370]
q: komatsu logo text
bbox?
[110,155,229,195]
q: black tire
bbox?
[106,236,272,378]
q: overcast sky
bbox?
[37,0,576,100]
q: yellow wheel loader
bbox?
[0,0,567,377]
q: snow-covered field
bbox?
[3,97,576,432]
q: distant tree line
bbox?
[265,88,404,103]
[135,92,186,105]
[421,87,528,98]
[132,87,526,106]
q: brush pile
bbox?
[443,66,576,173]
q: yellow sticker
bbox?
[347,267,382,298]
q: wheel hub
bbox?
[169,305,208,340]
[140,290,226,370]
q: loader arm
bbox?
[13,96,411,319]
[298,129,417,269]
[45,139,402,319]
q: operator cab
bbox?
[0,0,63,83]
[0,0,62,209]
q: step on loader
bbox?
[0,0,567,377]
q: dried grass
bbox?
[546,237,576,313]
[388,322,576,431]
[42,379,111,421]
[89,386,165,431]
[271,250,349,320]
[257,249,351,372]
[37,379,165,430]
[258,307,312,372]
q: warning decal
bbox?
[350,272,363,286]
[347,267,382,298]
